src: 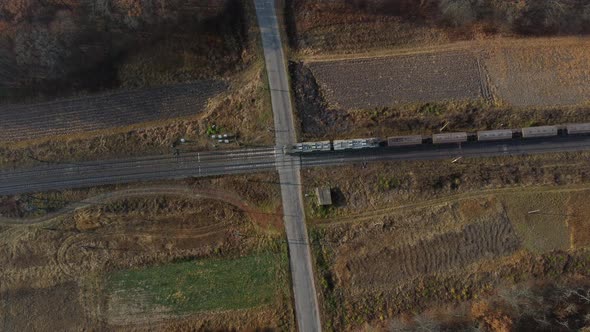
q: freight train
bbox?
[289,123,590,154]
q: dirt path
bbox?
[0,185,275,227]
[298,36,590,63]
[317,183,590,227]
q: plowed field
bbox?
[0,80,226,142]
[302,38,590,112]
[327,197,521,286]
[308,51,486,110]
[338,215,520,291]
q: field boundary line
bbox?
[301,41,479,64]
[298,36,590,64]
[476,55,494,103]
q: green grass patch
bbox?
[107,252,282,314]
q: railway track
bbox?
[3,135,590,196]
[0,148,279,195]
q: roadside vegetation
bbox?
[303,152,590,218]
[0,173,282,222]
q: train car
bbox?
[521,126,558,138]
[432,132,468,144]
[567,123,590,135]
[387,135,423,147]
[293,141,331,153]
[333,138,380,151]
[477,129,513,142]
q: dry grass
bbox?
[500,192,570,254]
[0,282,89,331]
[566,192,590,249]
[302,151,590,220]
[484,38,590,106]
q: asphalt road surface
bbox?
[254,0,323,331]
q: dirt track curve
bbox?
[0,185,271,226]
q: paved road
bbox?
[254,0,323,331]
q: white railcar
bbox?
[293,141,331,153]
[333,138,380,151]
[567,123,590,135]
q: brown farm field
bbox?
[0,173,294,331]
[308,50,487,110]
[292,38,590,140]
[0,80,226,142]
[484,38,590,107]
[302,152,590,330]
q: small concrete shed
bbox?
[315,187,332,206]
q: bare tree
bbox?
[572,288,590,304]
[556,320,570,330]
[534,314,551,328]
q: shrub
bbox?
[377,176,400,191]
[439,0,476,27]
